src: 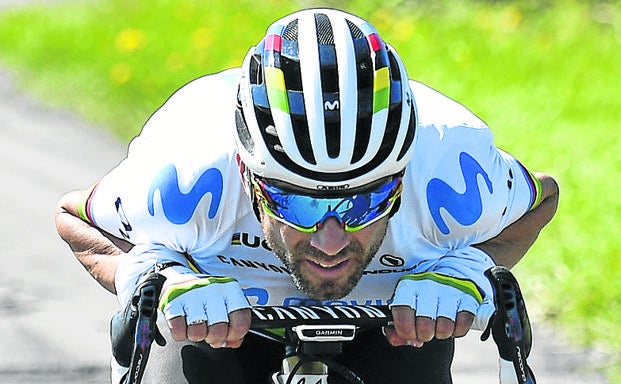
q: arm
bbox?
[474,172,559,268]
[388,174,558,347]
[55,188,132,293]
[57,189,252,348]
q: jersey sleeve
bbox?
[114,244,189,305]
[494,148,543,224]
[403,82,543,247]
[391,81,544,271]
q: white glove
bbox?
[158,266,250,326]
[390,272,486,321]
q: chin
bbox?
[298,277,359,301]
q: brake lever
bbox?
[110,272,167,384]
[482,266,536,384]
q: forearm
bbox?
[55,190,132,293]
[475,172,559,268]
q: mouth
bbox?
[305,258,351,274]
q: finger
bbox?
[390,305,417,341]
[184,302,209,326]
[437,296,460,322]
[205,322,229,348]
[227,309,252,343]
[415,316,436,342]
[163,299,186,320]
[225,337,244,349]
[382,326,402,346]
[186,321,208,342]
[203,287,249,326]
[383,325,422,348]
[413,294,438,320]
[435,316,456,340]
[454,311,475,337]
[168,316,188,341]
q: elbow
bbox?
[55,192,75,238]
[534,172,560,222]
[54,190,91,245]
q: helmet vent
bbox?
[315,14,334,44]
[235,107,255,155]
[237,10,415,188]
[249,54,262,85]
[283,19,299,41]
[397,108,416,161]
[346,20,365,39]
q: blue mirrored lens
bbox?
[257,177,401,229]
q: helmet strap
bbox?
[235,154,263,224]
[388,196,402,219]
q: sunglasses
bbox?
[252,175,403,233]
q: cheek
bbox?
[261,214,308,251]
[353,218,389,242]
[278,225,311,248]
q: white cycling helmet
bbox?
[235,8,416,191]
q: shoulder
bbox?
[409,80,488,132]
[89,143,250,251]
[87,69,252,249]
[129,69,241,152]
[162,68,241,109]
[407,80,496,170]
[391,81,522,245]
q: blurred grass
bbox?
[1,0,620,380]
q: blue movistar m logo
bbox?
[426,152,493,235]
[147,164,223,224]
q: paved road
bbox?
[0,3,611,383]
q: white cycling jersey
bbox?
[81,68,541,307]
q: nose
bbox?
[310,217,350,256]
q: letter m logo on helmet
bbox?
[324,99,340,111]
[235,8,416,191]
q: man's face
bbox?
[261,210,389,301]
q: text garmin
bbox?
[314,329,343,336]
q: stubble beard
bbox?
[263,222,388,301]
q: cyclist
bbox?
[55,8,559,384]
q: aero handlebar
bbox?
[250,304,393,329]
[111,266,536,384]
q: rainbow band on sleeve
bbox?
[517,162,543,210]
[399,272,485,304]
[76,183,98,224]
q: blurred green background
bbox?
[1,0,619,380]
